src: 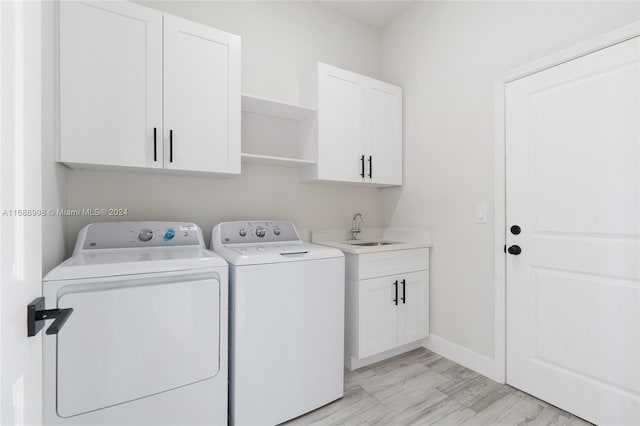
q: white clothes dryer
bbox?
[211,220,345,426]
[43,222,228,426]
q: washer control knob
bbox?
[138,228,154,242]
[255,227,266,238]
[163,228,175,241]
[239,228,247,237]
[273,227,281,236]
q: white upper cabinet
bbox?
[320,66,366,183]
[59,1,163,169]
[366,79,403,185]
[59,1,240,175]
[300,63,403,186]
[163,15,240,174]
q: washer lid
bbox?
[44,247,227,281]
[213,242,343,266]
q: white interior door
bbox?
[0,1,43,424]
[506,36,640,425]
[366,79,402,185]
[59,1,163,168]
[163,15,241,174]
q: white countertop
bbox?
[311,228,432,254]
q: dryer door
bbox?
[55,271,220,418]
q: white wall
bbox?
[42,0,67,274]
[63,1,384,253]
[380,1,640,358]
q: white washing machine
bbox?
[211,220,345,426]
[42,222,228,426]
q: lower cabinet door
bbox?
[397,270,429,346]
[358,276,398,358]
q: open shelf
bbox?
[241,153,317,168]
[241,94,316,121]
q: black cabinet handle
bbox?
[153,127,157,162]
[27,297,73,337]
[507,245,522,255]
[368,156,372,179]
[360,155,365,178]
[401,279,406,304]
[393,280,398,305]
[510,225,521,235]
[169,129,173,163]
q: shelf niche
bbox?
[241,94,316,168]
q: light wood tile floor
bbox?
[285,348,591,426]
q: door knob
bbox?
[507,245,522,255]
[510,225,521,235]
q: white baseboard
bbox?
[424,334,502,382]
[347,340,425,370]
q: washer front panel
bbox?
[56,273,220,418]
[229,258,345,425]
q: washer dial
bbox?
[138,228,154,242]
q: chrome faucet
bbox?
[350,213,365,240]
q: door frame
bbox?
[492,20,640,384]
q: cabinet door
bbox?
[358,276,398,358]
[365,79,402,185]
[397,270,429,345]
[60,1,163,168]
[318,64,365,182]
[164,15,240,174]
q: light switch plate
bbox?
[476,204,488,223]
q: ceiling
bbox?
[318,1,417,29]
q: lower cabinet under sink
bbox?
[344,247,430,370]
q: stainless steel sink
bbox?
[346,241,398,247]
